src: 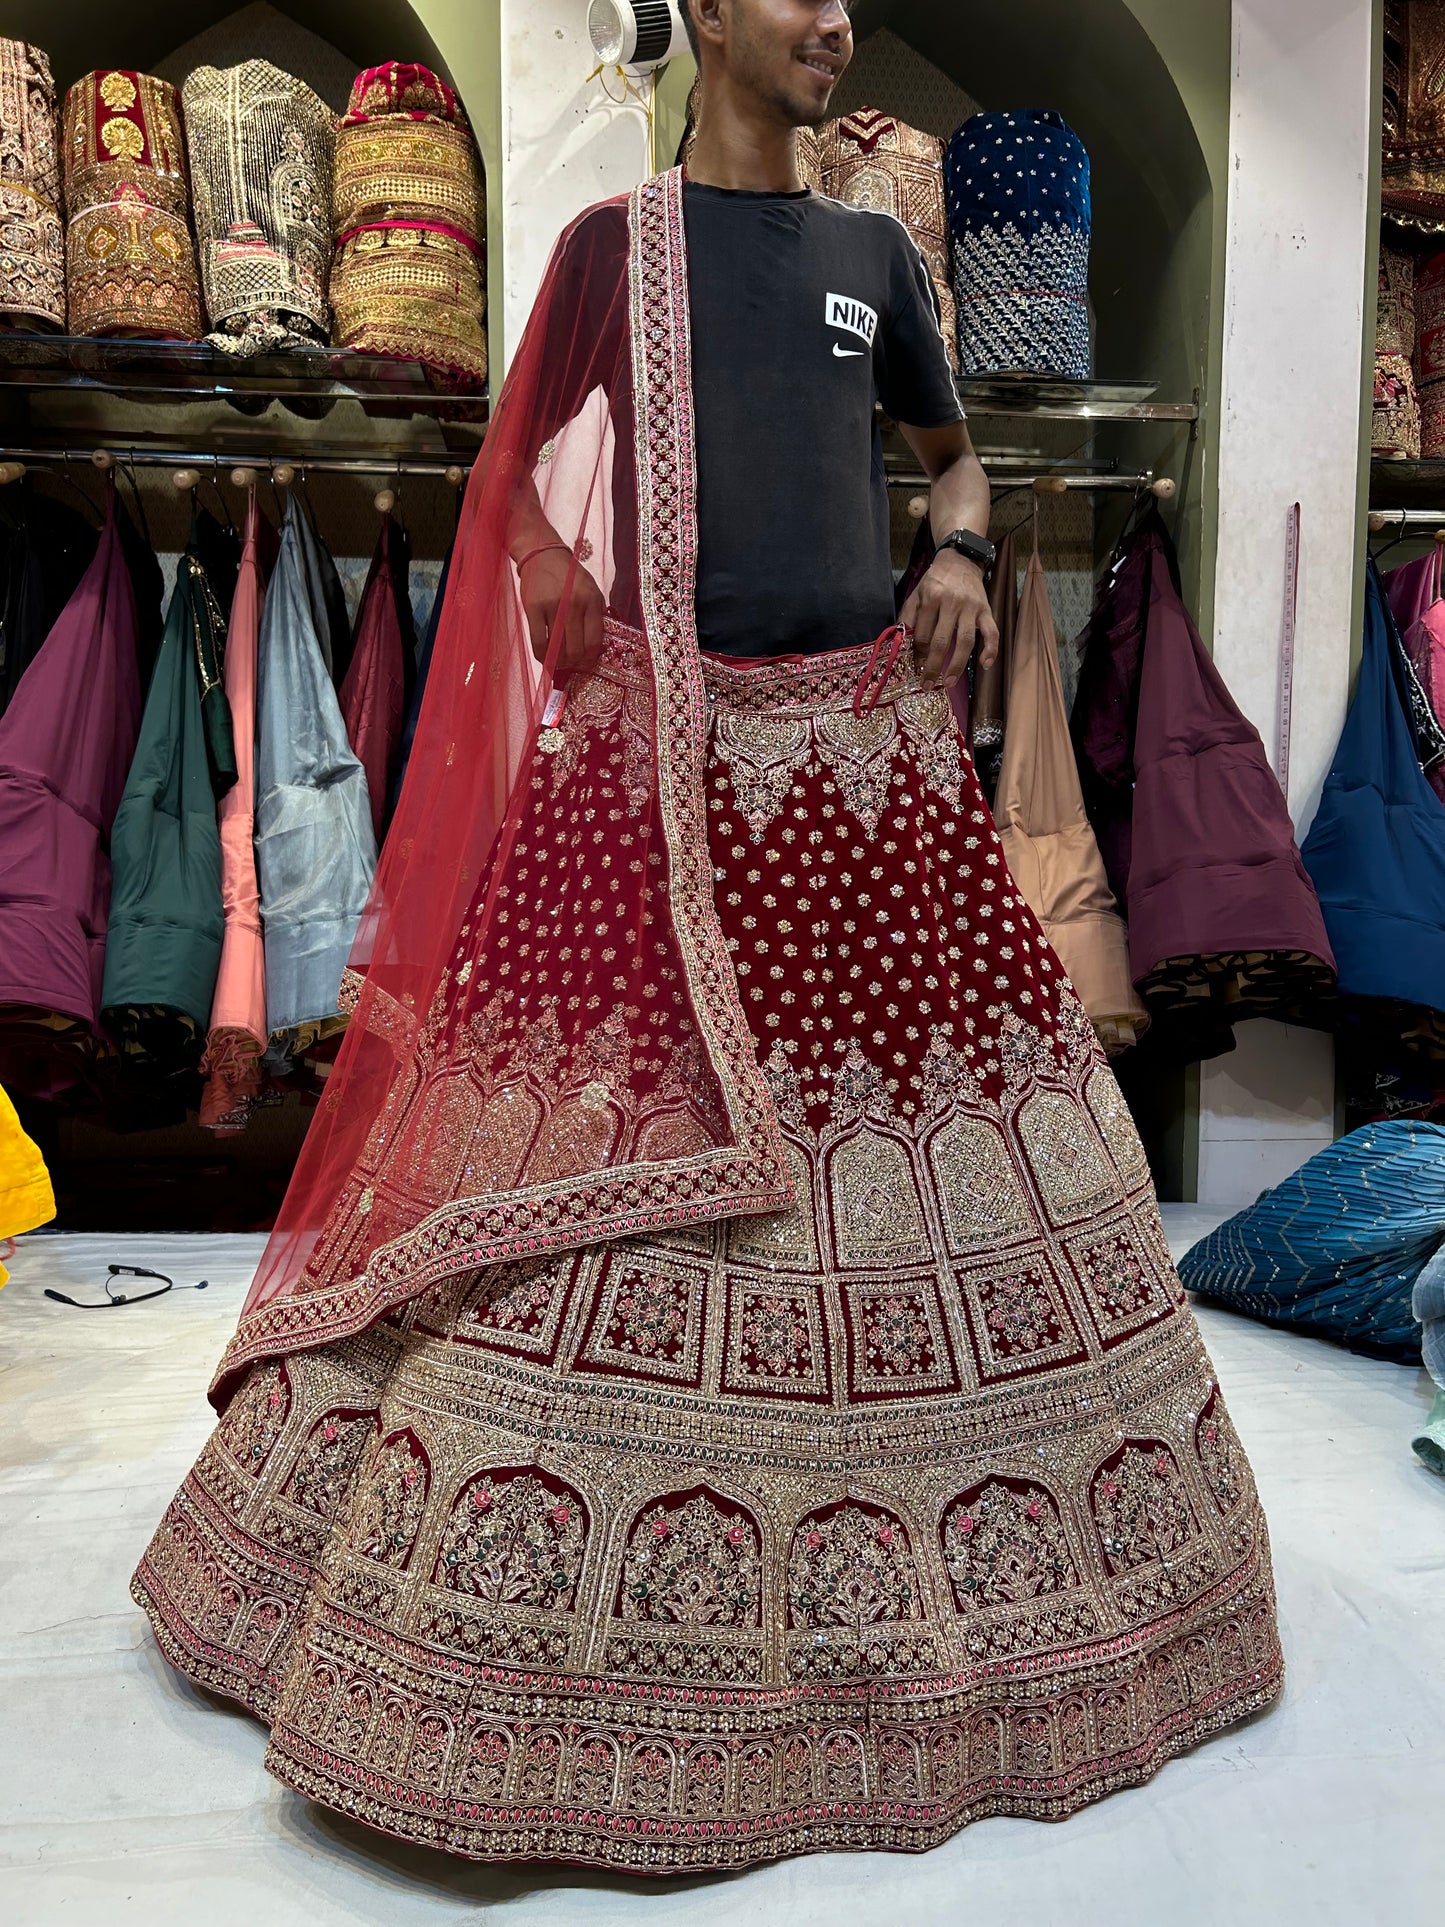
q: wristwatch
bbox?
[937,527,998,571]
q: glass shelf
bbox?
[0,332,488,420]
[955,374,1195,422]
[1370,457,1445,509]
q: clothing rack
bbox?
[1368,507,1445,535]
[889,468,1177,505]
[0,448,469,487]
[0,441,1179,493]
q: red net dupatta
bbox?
[213,170,790,1403]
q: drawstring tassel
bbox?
[853,622,911,717]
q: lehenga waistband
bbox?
[596,615,924,715]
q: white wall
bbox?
[496,0,654,373]
[1198,0,1375,1207]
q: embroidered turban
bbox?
[944,109,1091,380]
[182,60,336,357]
[0,39,64,331]
[328,61,487,386]
[62,70,201,340]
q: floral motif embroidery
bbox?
[620,1491,761,1627]
[816,708,897,833]
[761,1038,804,1125]
[458,1727,511,1800]
[607,1268,689,1360]
[684,1746,729,1815]
[282,1412,377,1517]
[1072,1226,1171,1343]
[972,1261,1074,1361]
[829,1041,889,1128]
[943,1478,1080,1610]
[712,711,810,839]
[434,1469,587,1608]
[218,1361,290,1471]
[1196,1394,1248,1516]
[788,1502,920,1632]
[898,688,965,809]
[626,1742,676,1814]
[1092,1444,1201,1573]
[859,1291,935,1377]
[351,1431,429,1567]
[740,1292,813,1377]
[571,1734,620,1807]
[466,1260,557,1336]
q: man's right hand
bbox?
[519,547,606,679]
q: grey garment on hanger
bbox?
[255,494,377,1040]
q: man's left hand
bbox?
[900,548,1000,687]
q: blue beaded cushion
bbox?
[1176,1121,1442,1365]
[944,109,1091,380]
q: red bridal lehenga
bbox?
[133,171,1282,1872]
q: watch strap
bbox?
[939,527,997,570]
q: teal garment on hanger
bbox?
[101,544,228,1094]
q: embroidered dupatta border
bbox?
[212,170,790,1395]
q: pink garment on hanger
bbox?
[1385,546,1445,806]
[200,496,267,1130]
[994,539,1148,1054]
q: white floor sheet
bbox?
[2,1215,1441,1927]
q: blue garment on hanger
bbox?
[1178,1120,1439,1363]
[255,495,377,1041]
[389,536,451,814]
[1301,556,1445,1016]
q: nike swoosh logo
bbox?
[832,343,865,357]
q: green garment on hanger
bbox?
[101,546,228,1085]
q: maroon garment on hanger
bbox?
[0,490,142,1094]
[338,514,408,844]
[1074,506,1334,1057]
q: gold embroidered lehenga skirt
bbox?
[133,635,1282,1872]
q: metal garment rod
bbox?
[890,468,1171,489]
[0,446,475,479]
[0,448,1170,494]
[1368,507,1445,532]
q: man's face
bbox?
[723,0,853,128]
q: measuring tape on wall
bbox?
[1277,500,1301,802]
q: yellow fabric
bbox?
[0,1084,55,1281]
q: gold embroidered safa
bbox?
[62,71,201,340]
[1384,0,1445,232]
[182,60,337,356]
[0,38,64,331]
[329,61,486,386]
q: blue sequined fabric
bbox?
[1178,1121,1443,1364]
[944,109,1091,379]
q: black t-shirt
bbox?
[683,182,962,658]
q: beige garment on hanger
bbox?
[994,532,1149,1054]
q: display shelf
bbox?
[0,333,488,420]
[1370,457,1445,509]
[955,374,1196,423]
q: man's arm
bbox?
[506,472,605,678]
[896,417,999,687]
